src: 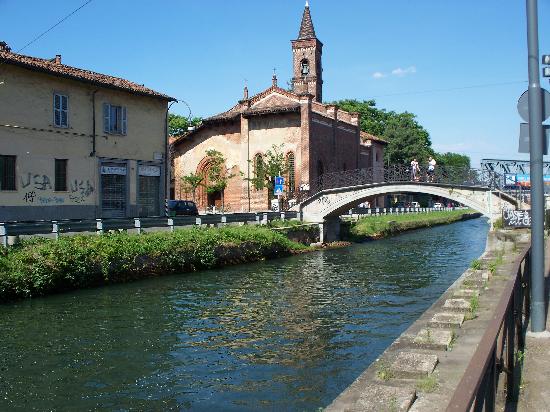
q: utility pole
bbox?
[526,0,546,333]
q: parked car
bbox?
[433,202,443,209]
[410,201,420,208]
[167,200,199,216]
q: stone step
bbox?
[413,328,454,351]
[353,384,416,412]
[461,274,486,288]
[428,312,465,329]
[453,288,480,298]
[390,352,439,379]
[443,298,471,313]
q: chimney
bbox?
[272,73,278,88]
[54,54,62,64]
[0,41,11,53]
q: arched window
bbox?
[286,152,296,194]
[317,160,324,178]
[253,153,264,190]
[300,59,310,76]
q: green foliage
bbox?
[180,172,204,202]
[249,144,288,192]
[204,149,237,210]
[168,113,202,136]
[376,362,394,381]
[470,259,482,270]
[331,99,470,167]
[416,374,439,393]
[0,226,305,302]
[349,210,475,239]
[436,152,471,168]
[383,112,433,165]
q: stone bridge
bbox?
[298,166,518,241]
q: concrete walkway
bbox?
[509,244,550,412]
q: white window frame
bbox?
[53,93,69,128]
[103,103,127,135]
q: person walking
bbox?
[427,156,436,182]
[410,158,420,181]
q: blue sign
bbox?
[274,176,284,195]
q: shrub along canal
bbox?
[0,217,488,411]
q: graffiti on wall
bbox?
[19,172,95,205]
[20,173,52,191]
[69,180,94,203]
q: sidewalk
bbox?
[511,244,550,412]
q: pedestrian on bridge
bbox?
[427,157,436,182]
[410,158,420,181]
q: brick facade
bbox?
[172,3,386,212]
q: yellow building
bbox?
[0,42,175,221]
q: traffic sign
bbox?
[518,123,550,154]
[274,176,284,195]
[517,89,550,122]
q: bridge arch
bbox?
[300,182,517,223]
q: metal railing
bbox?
[309,165,503,195]
[447,244,531,411]
[0,211,298,247]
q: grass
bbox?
[448,330,458,351]
[0,225,307,302]
[464,295,480,321]
[416,374,439,393]
[470,259,483,270]
[348,209,478,240]
[376,361,394,381]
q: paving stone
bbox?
[443,298,471,312]
[453,289,480,298]
[390,352,438,379]
[353,384,416,412]
[462,275,485,287]
[413,329,454,351]
[428,312,464,329]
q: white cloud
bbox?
[391,66,417,77]
[372,71,386,79]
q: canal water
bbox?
[0,218,489,411]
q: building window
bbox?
[55,159,68,191]
[286,152,296,193]
[300,59,310,76]
[0,155,16,190]
[103,103,127,135]
[253,153,264,190]
[375,151,379,162]
[54,93,68,128]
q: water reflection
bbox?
[0,218,488,411]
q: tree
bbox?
[383,112,433,165]
[332,99,390,137]
[180,172,204,202]
[168,113,202,137]
[436,152,471,169]
[332,99,471,167]
[205,149,234,211]
[249,144,288,194]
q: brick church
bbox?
[172,2,386,212]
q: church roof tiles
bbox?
[298,4,316,39]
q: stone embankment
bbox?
[325,229,529,412]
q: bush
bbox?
[0,226,305,302]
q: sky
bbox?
[1,0,549,167]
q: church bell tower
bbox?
[291,1,323,102]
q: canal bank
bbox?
[0,218,489,411]
[326,229,530,411]
[0,210,481,302]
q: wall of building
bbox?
[0,64,167,221]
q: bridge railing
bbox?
[311,165,502,195]
[447,244,531,411]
